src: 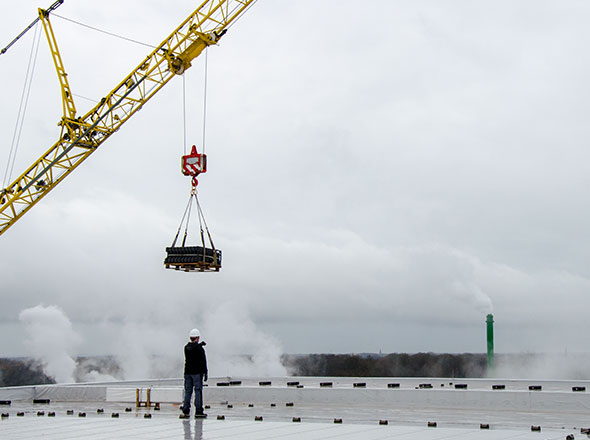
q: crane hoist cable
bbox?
[166,62,218,273]
[181,48,209,156]
[165,90,219,273]
[164,48,220,273]
[202,48,209,154]
[183,74,187,155]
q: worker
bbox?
[179,328,208,418]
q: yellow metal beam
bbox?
[39,6,77,126]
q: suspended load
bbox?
[165,145,221,272]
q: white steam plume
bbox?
[492,352,590,380]
[201,302,287,377]
[97,301,286,380]
[19,304,81,383]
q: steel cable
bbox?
[182,194,195,247]
[171,194,193,247]
[51,13,156,49]
[195,193,215,250]
[183,74,187,155]
[202,48,208,154]
[3,22,42,189]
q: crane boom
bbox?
[0,0,255,236]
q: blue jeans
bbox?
[182,374,204,414]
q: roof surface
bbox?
[1,377,589,439]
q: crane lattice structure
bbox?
[0,0,254,236]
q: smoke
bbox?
[492,352,590,380]
[450,280,493,315]
[19,304,81,383]
[108,318,185,380]
[201,302,287,377]
[83,301,288,380]
[79,370,118,382]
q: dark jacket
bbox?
[184,341,207,375]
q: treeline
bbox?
[1,353,490,386]
[0,358,54,387]
[0,356,122,387]
[282,353,487,378]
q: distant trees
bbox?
[1,353,489,386]
[0,358,54,387]
[283,353,487,378]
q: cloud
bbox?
[2,0,590,359]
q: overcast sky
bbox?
[1,0,590,371]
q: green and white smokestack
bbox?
[486,314,494,372]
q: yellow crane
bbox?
[0,0,255,236]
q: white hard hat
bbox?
[189,328,200,338]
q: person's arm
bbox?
[203,349,208,381]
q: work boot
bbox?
[194,410,207,418]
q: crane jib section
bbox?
[0,0,254,236]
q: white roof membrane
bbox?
[1,377,589,439]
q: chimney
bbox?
[486,314,494,372]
